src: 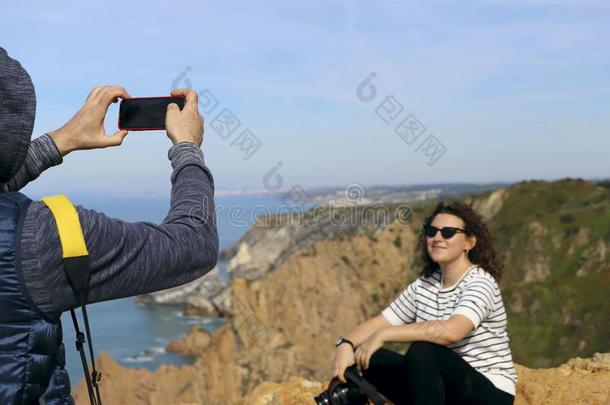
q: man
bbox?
[0,47,218,404]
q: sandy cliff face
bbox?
[138,202,413,316]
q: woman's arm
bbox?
[342,314,392,348]
[353,315,471,371]
[333,314,393,382]
[378,315,473,346]
[378,276,498,346]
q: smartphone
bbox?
[118,96,186,130]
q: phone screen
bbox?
[118,96,186,130]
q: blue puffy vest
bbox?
[0,192,74,404]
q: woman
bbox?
[332,201,517,404]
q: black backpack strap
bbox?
[344,365,394,405]
[41,194,102,405]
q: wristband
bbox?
[335,337,355,350]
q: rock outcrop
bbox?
[139,202,416,315]
[513,352,610,405]
[136,267,231,317]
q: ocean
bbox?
[60,193,313,386]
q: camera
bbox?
[313,365,392,405]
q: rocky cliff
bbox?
[73,178,610,404]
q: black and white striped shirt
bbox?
[381,264,517,396]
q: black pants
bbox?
[361,342,515,405]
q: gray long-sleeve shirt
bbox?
[2,133,218,321]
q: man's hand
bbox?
[354,331,385,372]
[165,88,204,147]
[48,86,131,157]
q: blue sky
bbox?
[1,0,609,196]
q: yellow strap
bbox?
[40,194,89,259]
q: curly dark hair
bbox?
[417,200,504,282]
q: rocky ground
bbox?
[241,352,610,405]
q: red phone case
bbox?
[118,96,186,131]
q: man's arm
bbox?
[20,142,218,320]
[0,133,63,192]
[3,84,131,192]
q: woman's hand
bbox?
[354,331,385,371]
[332,344,355,383]
[48,85,131,156]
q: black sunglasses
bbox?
[423,225,466,239]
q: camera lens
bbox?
[313,392,330,405]
[314,380,368,405]
[333,381,368,405]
